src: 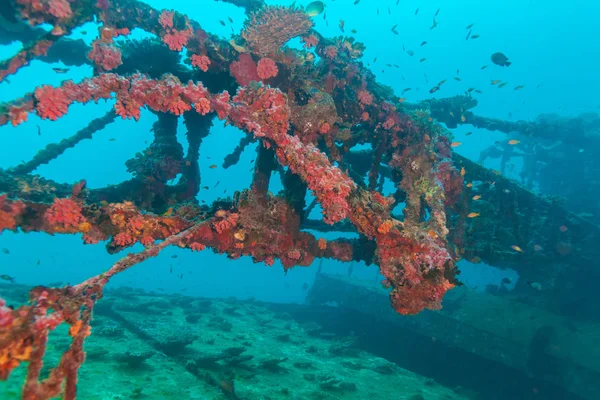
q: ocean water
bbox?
[1,0,599,399]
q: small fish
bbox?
[108,138,116,141]
[391,24,399,34]
[420,41,427,46]
[466,182,473,188]
[466,23,475,29]
[533,244,543,252]
[501,277,512,285]
[514,85,525,90]
[163,207,174,216]
[498,82,508,88]
[170,265,173,274]
[415,7,420,15]
[465,29,472,40]
[351,29,357,34]
[450,141,462,147]
[407,50,414,56]
[461,115,466,122]
[171,255,178,259]
[435,8,440,16]
[228,17,233,23]
[465,131,473,136]
[1,248,9,254]
[460,167,466,177]
[481,65,488,70]
[398,97,406,103]
[472,195,481,200]
[467,212,480,218]
[37,259,41,265]
[491,52,511,67]
[52,67,69,74]
[511,245,523,253]
[474,89,483,94]
[214,181,220,188]
[491,80,502,85]
[402,88,412,94]
[373,57,378,62]
[467,88,476,93]
[353,0,360,4]
[427,230,438,239]
[429,86,440,94]
[180,273,183,279]
[508,139,520,145]
[419,58,427,62]
[559,225,568,232]
[528,281,543,291]
[0,275,15,283]
[454,77,462,81]
[209,164,217,169]
[430,18,438,30]
[219,20,226,26]
[339,19,345,32]
[470,34,480,39]
[81,30,87,34]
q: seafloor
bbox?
[0,283,471,400]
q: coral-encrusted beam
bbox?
[0,223,203,399]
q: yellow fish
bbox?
[467,212,480,218]
[466,182,473,188]
[472,195,481,200]
[511,245,523,253]
[461,115,466,122]
[508,139,520,145]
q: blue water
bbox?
[1,0,599,399]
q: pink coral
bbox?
[87,41,123,71]
[257,58,278,80]
[191,54,211,72]
[357,90,373,106]
[302,34,319,49]
[48,0,73,19]
[230,54,259,86]
[113,232,136,247]
[45,198,85,229]
[159,10,193,51]
[34,85,71,121]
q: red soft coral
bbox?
[230,54,259,86]
[87,41,123,71]
[256,58,278,80]
[45,198,86,230]
[191,54,211,72]
[34,85,71,121]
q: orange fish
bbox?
[467,212,480,218]
[427,229,438,238]
[163,207,174,217]
[511,245,523,253]
[209,164,218,169]
[399,97,407,103]
[451,141,462,147]
[466,182,473,188]
[460,167,465,176]
[491,79,502,85]
[472,195,481,200]
[460,115,466,122]
[508,139,520,145]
